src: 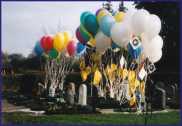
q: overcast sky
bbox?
[2,1,134,57]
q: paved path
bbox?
[97,108,180,114]
[2,100,45,116]
[2,99,179,115]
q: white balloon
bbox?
[131,9,150,35]
[145,14,161,40]
[111,22,131,47]
[148,48,162,63]
[142,34,163,63]
[123,8,137,23]
[95,31,111,53]
[150,35,163,49]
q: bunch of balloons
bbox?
[75,7,164,110]
[34,31,87,59]
[76,8,163,63]
[111,8,163,63]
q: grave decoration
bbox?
[76,7,163,112]
[33,31,85,100]
[33,4,163,113]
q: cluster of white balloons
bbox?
[111,8,163,63]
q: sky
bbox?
[2,1,135,57]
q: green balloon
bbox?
[80,11,92,26]
[48,48,59,59]
[79,25,91,42]
[84,14,98,36]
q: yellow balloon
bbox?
[122,68,128,80]
[63,31,72,48]
[93,69,102,85]
[85,66,91,75]
[81,70,88,81]
[111,64,117,71]
[129,79,136,94]
[118,68,123,77]
[80,59,85,70]
[129,95,136,106]
[140,81,145,96]
[128,70,136,82]
[135,79,140,88]
[91,64,98,73]
[97,9,111,22]
[114,12,125,22]
[53,33,65,52]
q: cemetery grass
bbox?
[2,111,180,125]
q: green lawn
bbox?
[2,111,180,125]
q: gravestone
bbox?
[154,85,166,109]
[49,86,56,97]
[78,84,87,106]
[66,82,75,105]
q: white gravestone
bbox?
[49,86,56,97]
[78,84,87,106]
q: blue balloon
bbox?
[99,15,115,37]
[77,42,86,55]
[34,41,44,56]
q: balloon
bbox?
[145,14,162,40]
[142,35,163,55]
[111,22,131,47]
[76,27,87,44]
[150,35,163,49]
[97,9,111,22]
[81,70,88,81]
[93,69,102,85]
[148,48,162,63]
[34,41,44,56]
[123,8,137,22]
[96,8,105,16]
[80,11,92,26]
[77,42,86,55]
[142,35,163,63]
[40,35,53,52]
[84,14,99,36]
[67,40,76,56]
[79,25,92,42]
[95,31,111,53]
[53,33,65,52]
[63,31,72,47]
[131,9,150,35]
[114,12,125,22]
[48,48,59,59]
[99,15,115,37]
